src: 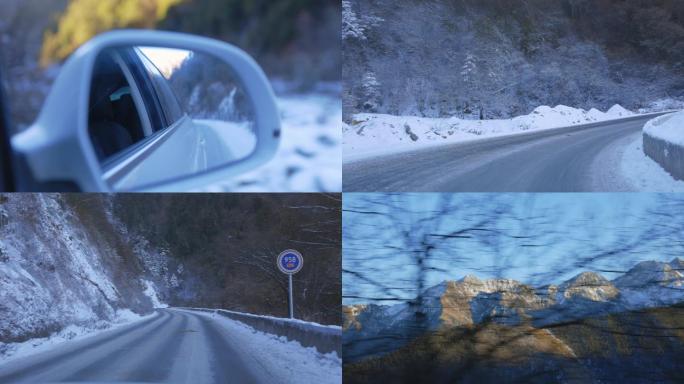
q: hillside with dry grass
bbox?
[345,304,684,383]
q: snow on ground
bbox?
[344,104,637,162]
[0,310,153,364]
[207,88,341,192]
[192,310,341,384]
[619,133,684,192]
[643,111,684,146]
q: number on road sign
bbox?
[277,249,303,274]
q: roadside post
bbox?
[277,249,304,319]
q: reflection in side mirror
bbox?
[88,46,258,190]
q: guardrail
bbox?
[178,308,341,356]
[643,113,684,181]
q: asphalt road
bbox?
[343,114,665,192]
[0,309,262,384]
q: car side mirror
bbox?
[11,30,280,192]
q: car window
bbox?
[135,49,184,126]
[87,51,148,162]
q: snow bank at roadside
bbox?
[0,309,152,364]
[193,310,341,384]
[181,307,340,356]
[643,111,684,146]
[207,308,341,331]
[344,104,636,161]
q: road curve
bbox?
[343,114,665,192]
[0,309,263,384]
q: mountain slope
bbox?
[0,195,155,345]
[345,304,684,384]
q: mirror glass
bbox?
[87,45,257,190]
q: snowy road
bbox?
[0,308,339,383]
[343,114,668,192]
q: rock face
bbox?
[557,272,619,302]
[615,258,684,308]
[615,259,683,289]
[441,276,549,327]
[343,305,367,331]
[343,258,684,361]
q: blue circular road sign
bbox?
[277,249,304,274]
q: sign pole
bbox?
[277,249,303,320]
[288,274,294,319]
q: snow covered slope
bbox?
[615,259,684,308]
[0,195,165,359]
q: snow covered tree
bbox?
[342,1,365,40]
[361,72,381,112]
[342,0,384,41]
[460,53,481,117]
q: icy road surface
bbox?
[0,309,341,384]
[344,113,675,192]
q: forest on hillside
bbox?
[109,193,341,324]
[343,0,684,120]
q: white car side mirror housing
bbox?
[11,30,280,192]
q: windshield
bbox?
[0,193,342,383]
